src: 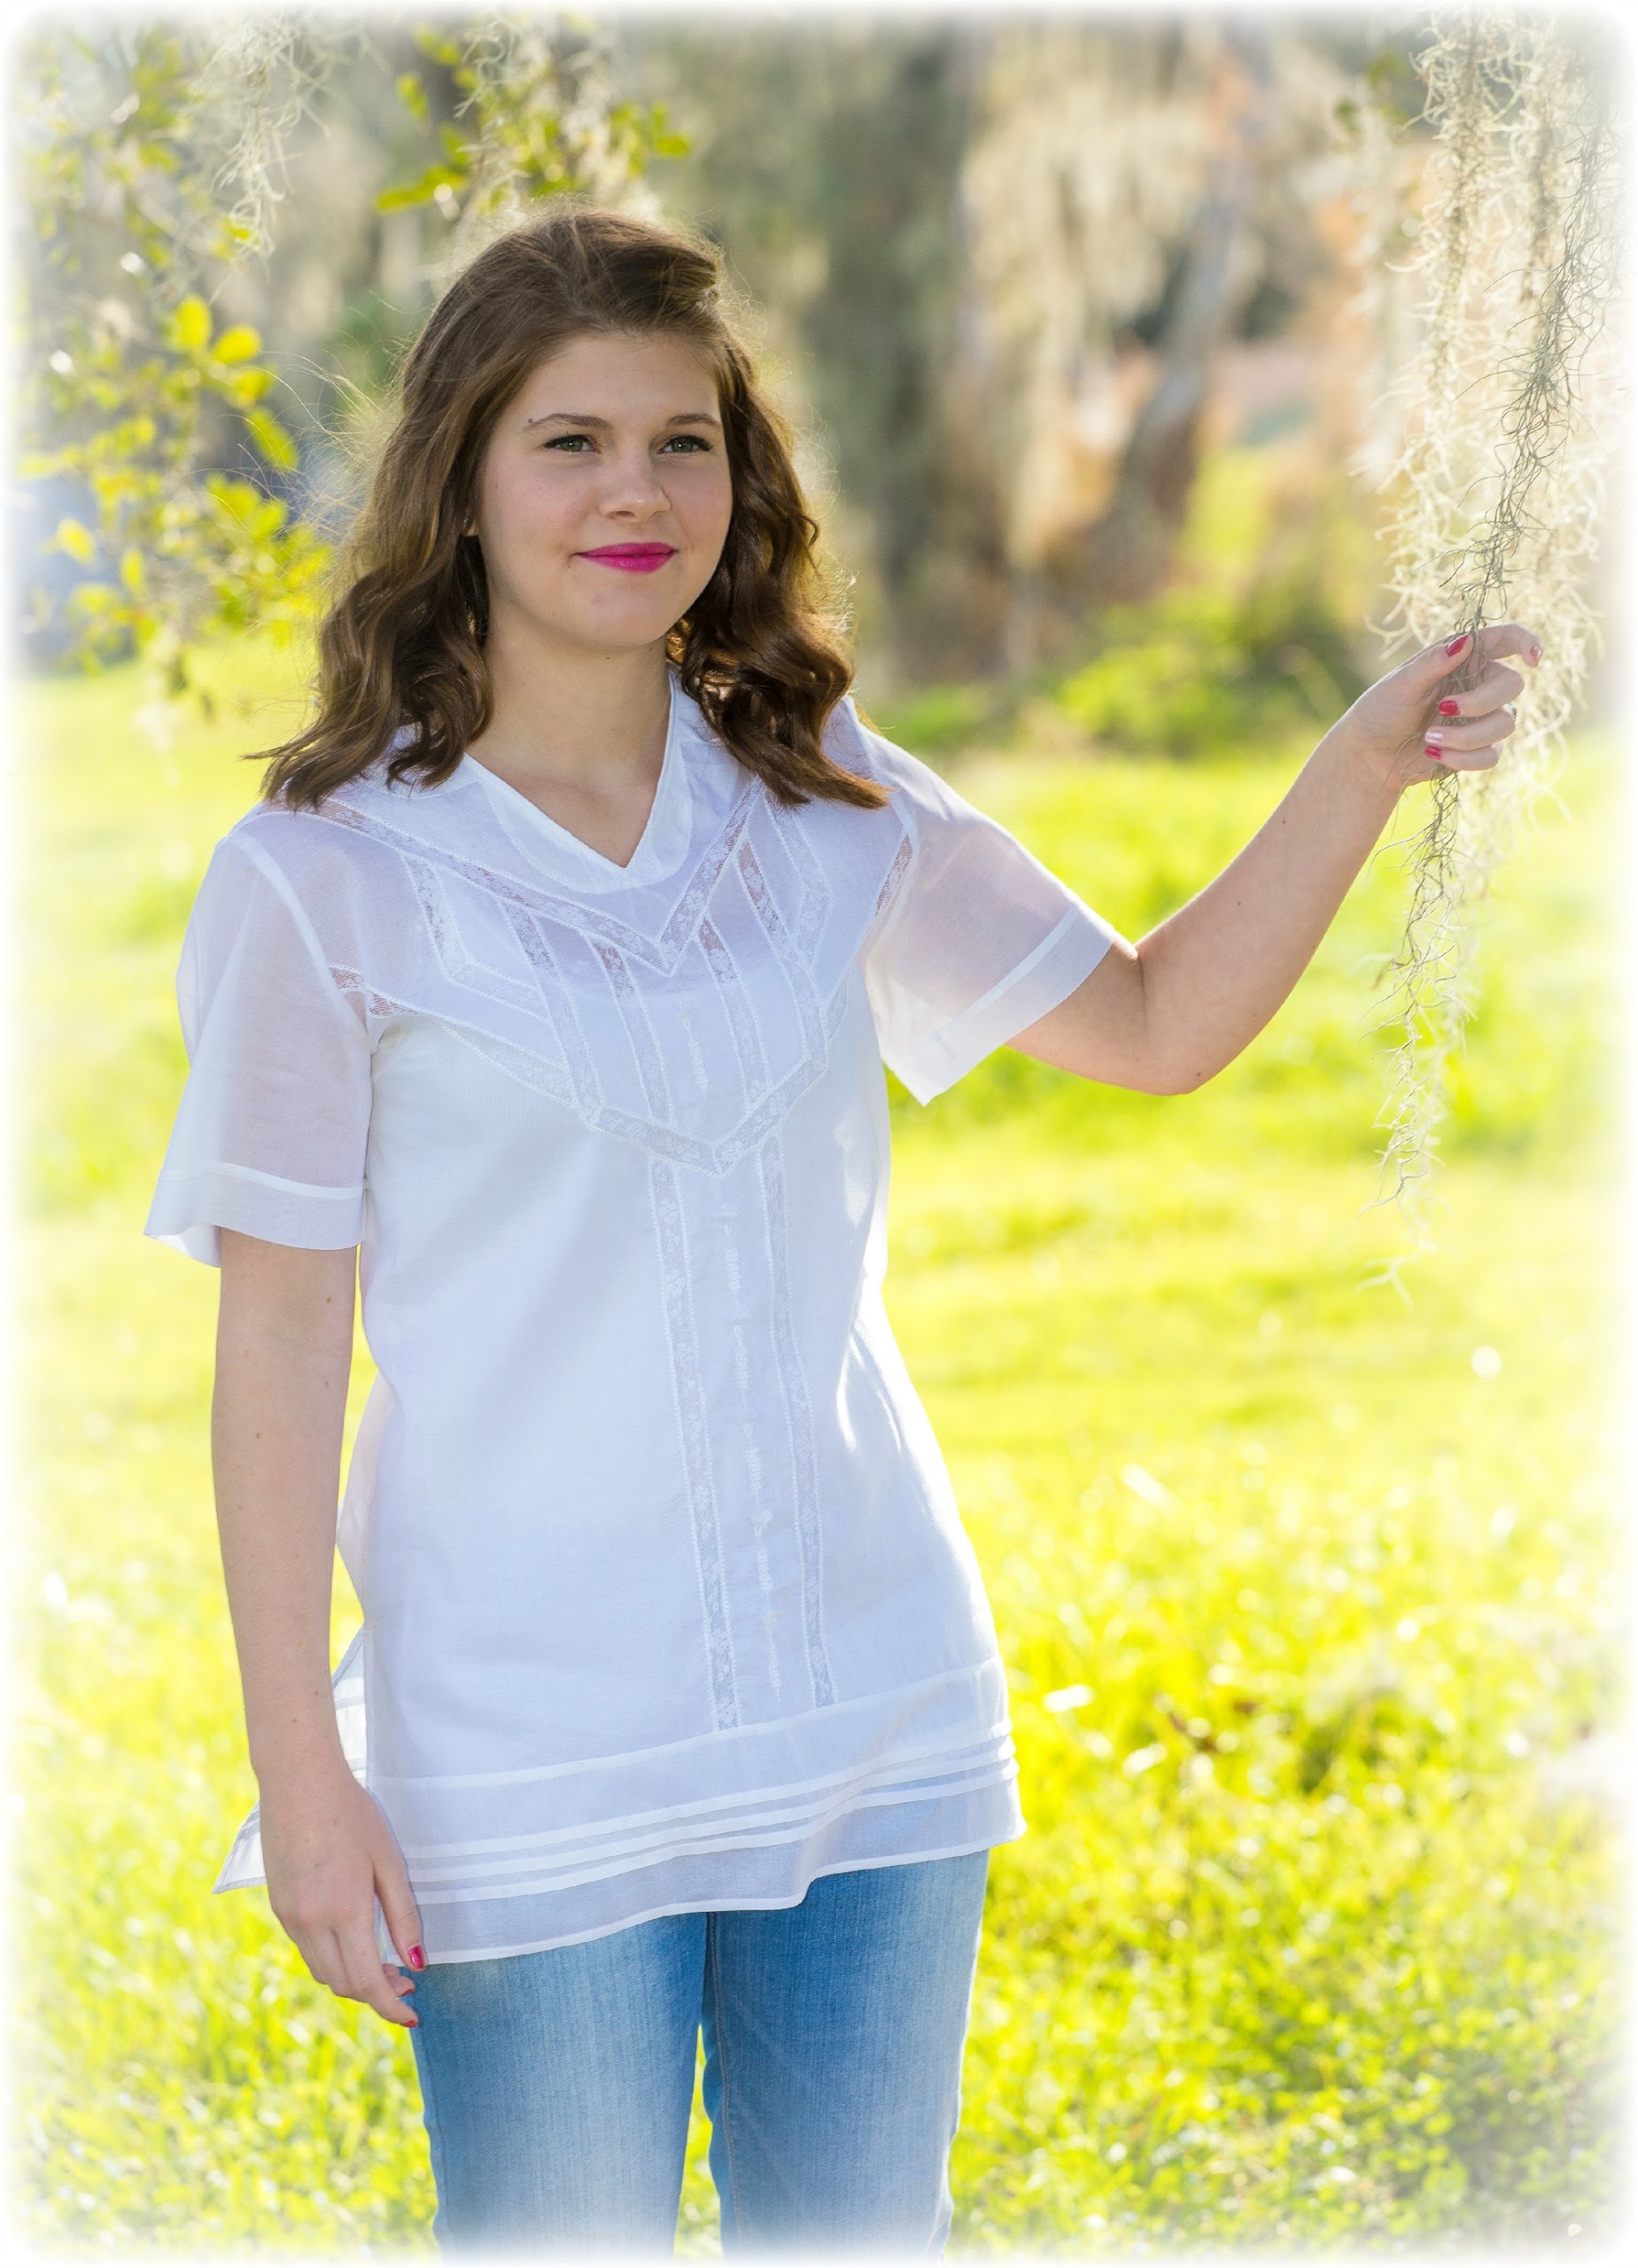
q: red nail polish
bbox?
[1425,745,1444,761]
[408,1945,426,1969]
[1437,699,1461,716]
[1445,635,1469,656]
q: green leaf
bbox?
[204,473,257,512]
[374,161,468,214]
[618,99,691,161]
[413,28,464,68]
[120,548,147,598]
[395,71,429,123]
[211,324,261,365]
[218,367,273,408]
[243,410,297,473]
[51,517,97,564]
[167,296,211,353]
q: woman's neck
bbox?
[462,622,675,866]
[469,624,673,798]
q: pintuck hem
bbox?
[403,1822,1027,1967]
[213,1631,1025,1965]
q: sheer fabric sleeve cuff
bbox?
[143,832,374,1268]
[144,1167,366,1269]
[886,904,1119,1105]
[851,711,1125,1106]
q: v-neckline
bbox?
[459,669,688,889]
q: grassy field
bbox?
[12,639,1626,2254]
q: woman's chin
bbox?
[522,606,682,656]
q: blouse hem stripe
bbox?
[408,1763,1022,1906]
[400,1741,1016,1876]
[410,1828,1027,1967]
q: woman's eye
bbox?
[542,434,708,454]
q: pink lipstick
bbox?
[577,545,676,574]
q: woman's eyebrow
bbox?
[522,410,723,431]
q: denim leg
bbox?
[700,1851,990,2253]
[408,1912,706,2252]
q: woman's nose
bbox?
[596,454,669,516]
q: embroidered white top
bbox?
[144,672,1122,1963]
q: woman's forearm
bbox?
[212,1231,360,1789]
[1012,625,1538,1096]
[1135,724,1400,1091]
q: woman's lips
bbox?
[576,544,677,574]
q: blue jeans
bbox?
[406,1851,990,2253]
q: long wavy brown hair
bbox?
[254,202,886,812]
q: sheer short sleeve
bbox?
[144,833,373,1267]
[858,720,1124,1104]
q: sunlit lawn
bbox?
[13,638,1626,2253]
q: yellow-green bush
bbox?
[1051,576,1362,758]
[1049,447,1374,759]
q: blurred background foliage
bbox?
[15,8,1467,742]
[9,4,1627,2256]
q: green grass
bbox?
[12,640,1626,2252]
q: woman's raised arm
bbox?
[1010,622,1541,1096]
[213,1228,423,2028]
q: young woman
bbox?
[145,203,1539,2253]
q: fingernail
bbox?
[1437,699,1461,716]
[408,1945,426,1969]
[1424,730,1445,744]
[1445,634,1470,656]
[1425,744,1445,761]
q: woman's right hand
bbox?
[259,1756,426,2030]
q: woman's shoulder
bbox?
[223,744,463,864]
[196,755,450,943]
[820,695,967,835]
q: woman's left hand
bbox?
[1330,621,1544,799]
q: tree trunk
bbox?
[1050,21,1275,616]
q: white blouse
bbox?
[145,672,1121,1964]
